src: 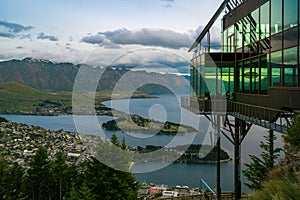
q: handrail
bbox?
[200,178,217,197]
[181,96,293,134]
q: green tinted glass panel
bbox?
[244,21,251,46]
[260,55,268,94]
[283,47,298,86]
[222,67,230,95]
[271,51,282,86]
[252,58,259,93]
[271,0,282,34]
[238,62,243,92]
[284,0,298,30]
[244,60,250,92]
[205,65,217,95]
[236,23,243,49]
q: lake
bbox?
[0,94,284,192]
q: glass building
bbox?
[189,0,300,112]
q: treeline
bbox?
[102,114,195,134]
[0,146,138,200]
[136,144,230,163]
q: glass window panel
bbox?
[244,60,251,92]
[284,27,298,48]
[271,0,282,35]
[271,33,282,52]
[236,22,243,49]
[205,63,217,95]
[222,67,230,97]
[251,9,260,41]
[238,62,243,92]
[244,20,251,46]
[251,58,259,93]
[284,0,298,30]
[271,51,282,86]
[260,2,270,39]
[223,29,228,52]
[229,65,234,96]
[260,55,268,94]
[283,47,298,86]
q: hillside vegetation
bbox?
[0,82,71,113]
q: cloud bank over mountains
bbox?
[0,19,221,75]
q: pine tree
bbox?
[49,151,70,200]
[78,182,95,200]
[22,146,52,199]
[66,183,80,200]
[0,156,9,199]
[121,136,127,150]
[285,115,300,149]
[243,131,281,190]
[6,162,24,199]
[110,132,120,146]
[83,157,138,199]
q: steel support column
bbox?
[216,114,221,200]
[234,118,242,200]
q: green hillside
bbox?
[0,82,71,113]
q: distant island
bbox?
[102,114,197,134]
[132,144,231,164]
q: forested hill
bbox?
[0,58,189,93]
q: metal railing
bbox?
[181,96,292,134]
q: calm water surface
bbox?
[0,94,284,192]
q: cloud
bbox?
[0,21,33,33]
[37,32,58,41]
[0,20,33,38]
[99,28,127,38]
[0,32,15,38]
[81,28,193,49]
[110,28,192,49]
[81,34,105,44]
[81,26,221,50]
[161,0,174,7]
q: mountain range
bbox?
[0,57,189,94]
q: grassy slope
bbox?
[0,82,71,112]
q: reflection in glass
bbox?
[271,51,282,86]
[252,58,259,93]
[244,60,250,92]
[238,61,243,92]
[283,47,298,87]
[260,55,268,94]
[271,0,282,34]
[284,0,298,30]
[271,33,282,52]
[260,2,270,39]
[284,27,298,48]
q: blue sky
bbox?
[0,0,223,69]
